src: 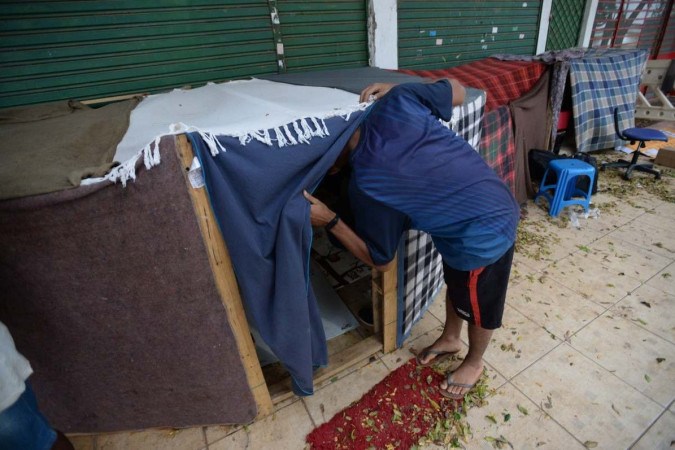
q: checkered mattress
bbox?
[569,49,648,153]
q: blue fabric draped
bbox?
[187,112,364,395]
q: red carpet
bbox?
[306,358,461,449]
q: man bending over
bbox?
[304,79,519,399]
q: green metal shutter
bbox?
[277,0,368,72]
[398,1,542,69]
[546,0,586,51]
[0,1,278,108]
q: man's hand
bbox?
[303,190,393,272]
[360,83,396,103]
[303,190,336,227]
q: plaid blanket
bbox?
[569,49,648,152]
[398,89,487,345]
[400,58,546,112]
[479,106,516,195]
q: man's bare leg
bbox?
[418,290,464,365]
[440,324,492,397]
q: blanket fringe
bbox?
[197,131,228,156]
[90,104,367,187]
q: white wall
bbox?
[578,0,599,48]
[536,0,553,54]
[367,0,398,69]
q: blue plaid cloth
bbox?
[570,49,648,153]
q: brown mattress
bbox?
[0,136,256,432]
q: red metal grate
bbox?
[590,0,673,58]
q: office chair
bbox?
[601,107,667,180]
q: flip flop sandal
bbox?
[439,373,475,400]
[415,345,459,367]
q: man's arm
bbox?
[303,190,394,272]
[359,78,466,106]
[446,78,466,106]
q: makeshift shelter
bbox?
[0,67,490,433]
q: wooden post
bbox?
[372,255,398,353]
[175,135,273,418]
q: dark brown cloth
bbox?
[0,98,138,200]
[0,136,256,432]
[509,69,552,202]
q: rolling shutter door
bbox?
[398,1,542,70]
[277,0,368,72]
[0,1,277,108]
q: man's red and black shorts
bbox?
[442,245,515,330]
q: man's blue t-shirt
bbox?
[349,80,520,271]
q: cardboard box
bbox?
[654,147,675,169]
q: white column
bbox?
[536,0,554,55]
[578,0,599,48]
[367,0,398,69]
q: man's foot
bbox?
[415,339,462,367]
[440,360,483,400]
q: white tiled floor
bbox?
[69,170,674,449]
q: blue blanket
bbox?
[187,113,364,395]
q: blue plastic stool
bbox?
[535,158,595,217]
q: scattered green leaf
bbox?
[517,404,529,415]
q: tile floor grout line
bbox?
[626,404,671,450]
[201,426,209,450]
[301,397,317,429]
[604,298,675,347]
[498,337,565,386]
[637,256,675,290]
[602,229,675,264]
[208,418,256,448]
[506,340,665,450]
[499,378,589,449]
[592,245,675,347]
[560,340,667,409]
[553,254,675,406]
[529,265,639,342]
